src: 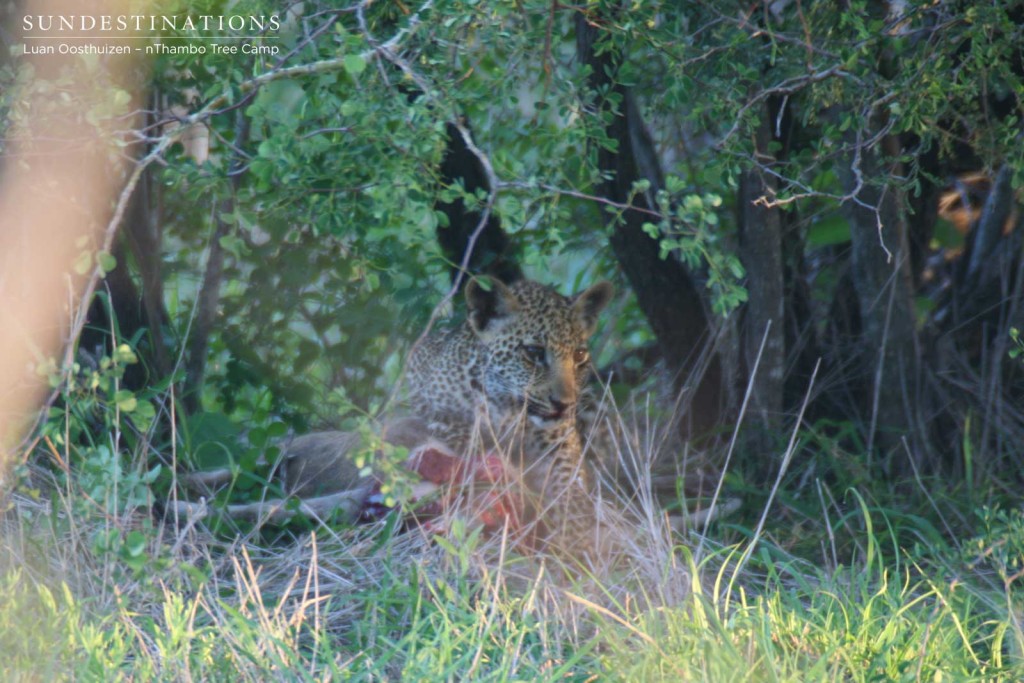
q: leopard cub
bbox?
[406,277,613,552]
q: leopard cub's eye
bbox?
[573,348,589,365]
[521,344,546,364]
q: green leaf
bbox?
[132,401,156,432]
[114,390,138,413]
[112,89,131,107]
[343,54,367,75]
[182,412,244,470]
[73,250,92,275]
[124,530,147,557]
[248,427,268,448]
[97,251,117,274]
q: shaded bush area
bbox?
[4,1,1016,481]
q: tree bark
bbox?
[183,112,250,413]
[79,115,170,390]
[576,14,723,438]
[837,122,922,461]
[738,113,786,438]
[122,162,171,380]
[959,165,1015,305]
[435,122,522,288]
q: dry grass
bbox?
[2,384,1022,681]
[0,399,698,680]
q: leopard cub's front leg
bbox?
[517,427,599,557]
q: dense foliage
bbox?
[69,0,1018,479]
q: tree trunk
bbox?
[183,112,250,413]
[122,162,171,380]
[435,122,522,288]
[837,123,922,462]
[576,14,723,439]
[738,113,786,440]
[79,118,170,391]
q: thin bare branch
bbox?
[497,180,665,219]
[715,65,854,149]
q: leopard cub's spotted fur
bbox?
[406,277,613,552]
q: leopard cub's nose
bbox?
[548,397,569,416]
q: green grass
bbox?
[603,554,1020,681]
[3,478,1022,682]
[4,382,1023,682]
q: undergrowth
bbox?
[4,471,1024,681]
[2,350,1023,681]
[3,483,1022,682]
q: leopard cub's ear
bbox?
[466,276,519,338]
[572,281,614,336]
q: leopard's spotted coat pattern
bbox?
[406,278,613,553]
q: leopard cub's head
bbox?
[465,277,613,427]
